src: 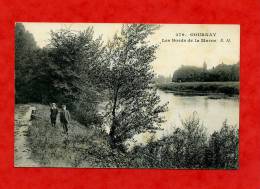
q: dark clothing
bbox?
[60,109,71,124]
[62,123,68,134]
[50,108,58,124]
[60,109,70,134]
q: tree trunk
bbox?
[109,85,120,148]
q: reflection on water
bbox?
[128,90,239,147]
[157,90,239,135]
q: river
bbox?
[157,89,239,135]
[131,90,239,146]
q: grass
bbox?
[156,81,239,95]
[27,104,121,168]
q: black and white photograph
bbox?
[15,23,239,169]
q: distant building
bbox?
[203,61,207,71]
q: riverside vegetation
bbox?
[27,104,238,168]
[15,23,239,168]
[156,81,239,96]
[155,61,239,95]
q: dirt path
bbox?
[14,105,39,167]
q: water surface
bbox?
[157,89,239,135]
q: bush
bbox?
[129,114,238,169]
[73,102,103,126]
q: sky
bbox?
[22,23,240,77]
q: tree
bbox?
[206,121,239,168]
[172,65,204,82]
[103,24,168,150]
[15,23,39,103]
[206,131,222,168]
[26,48,53,103]
[218,121,239,168]
[46,28,105,125]
[172,62,240,82]
[180,113,208,168]
[47,28,104,106]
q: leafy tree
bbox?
[103,24,168,150]
[44,28,105,125]
[26,48,53,103]
[210,63,239,81]
[46,28,104,102]
[218,121,239,168]
[15,23,39,103]
[206,131,222,168]
[205,121,239,169]
[180,113,208,167]
[15,25,105,124]
[172,62,240,82]
[172,65,204,82]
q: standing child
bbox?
[50,103,58,127]
[60,105,71,135]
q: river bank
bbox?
[155,81,239,96]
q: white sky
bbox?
[22,23,240,76]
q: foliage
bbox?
[15,23,39,103]
[47,28,104,106]
[205,120,239,168]
[103,24,168,149]
[46,28,105,125]
[131,113,207,168]
[172,65,205,82]
[156,81,239,95]
[15,24,105,125]
[172,63,239,82]
[130,114,239,169]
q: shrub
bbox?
[128,114,238,169]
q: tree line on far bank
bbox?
[172,62,239,82]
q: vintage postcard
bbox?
[15,23,239,168]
